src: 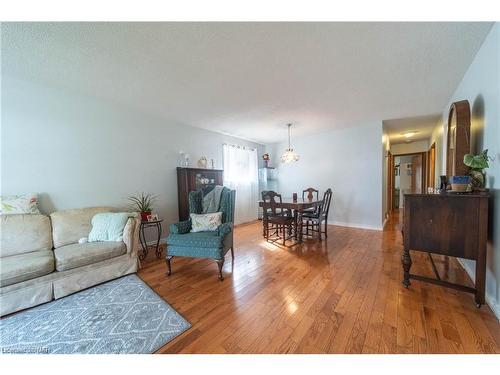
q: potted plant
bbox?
[128,192,156,221]
[463,149,493,190]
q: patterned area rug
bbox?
[0,274,190,354]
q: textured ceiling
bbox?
[1,22,493,144]
[383,114,441,144]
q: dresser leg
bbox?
[402,247,412,288]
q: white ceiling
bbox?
[1,22,493,144]
[383,114,441,144]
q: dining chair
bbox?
[302,187,320,219]
[262,191,295,246]
[302,187,319,201]
[303,188,333,241]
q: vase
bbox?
[197,157,208,168]
[140,211,151,221]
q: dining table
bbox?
[258,197,323,242]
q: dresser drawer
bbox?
[405,195,481,260]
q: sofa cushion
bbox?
[166,231,223,248]
[0,251,55,287]
[54,241,127,271]
[0,214,53,257]
[50,206,112,248]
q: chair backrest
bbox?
[261,190,269,200]
[262,190,283,217]
[188,188,236,224]
[320,189,333,218]
[302,187,319,201]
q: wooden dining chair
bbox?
[302,187,320,220]
[262,191,295,246]
[303,188,333,241]
[302,187,319,201]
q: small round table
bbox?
[138,219,163,260]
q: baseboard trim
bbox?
[329,221,383,231]
[457,258,500,321]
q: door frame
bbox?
[427,143,436,189]
[387,151,394,215]
[390,151,427,210]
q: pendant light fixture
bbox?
[280,123,300,163]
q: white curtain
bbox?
[223,144,259,224]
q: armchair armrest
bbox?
[217,222,233,236]
[169,219,192,234]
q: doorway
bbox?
[391,152,426,210]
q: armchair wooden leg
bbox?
[230,247,234,259]
[165,255,173,276]
[216,258,225,281]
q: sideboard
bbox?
[402,193,489,307]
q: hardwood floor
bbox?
[138,211,500,354]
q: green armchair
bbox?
[166,187,236,280]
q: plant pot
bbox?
[140,212,151,221]
[451,175,471,192]
[469,170,485,189]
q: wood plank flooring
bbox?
[138,211,499,353]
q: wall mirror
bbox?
[446,100,471,177]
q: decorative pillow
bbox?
[88,212,132,242]
[0,193,40,215]
[190,212,222,233]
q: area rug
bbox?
[0,274,190,354]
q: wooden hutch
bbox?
[176,167,224,221]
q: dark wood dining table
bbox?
[258,197,323,242]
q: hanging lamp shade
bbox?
[281,123,299,163]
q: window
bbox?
[223,144,259,224]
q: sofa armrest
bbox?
[169,220,192,234]
[123,216,140,257]
[217,222,233,237]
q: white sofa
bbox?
[0,206,140,316]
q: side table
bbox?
[139,219,163,260]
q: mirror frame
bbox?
[446,100,471,178]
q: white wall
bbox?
[271,122,383,230]
[437,24,500,318]
[390,140,429,155]
[1,76,265,235]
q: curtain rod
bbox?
[223,143,256,151]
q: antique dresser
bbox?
[402,193,489,307]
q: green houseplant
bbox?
[463,149,492,189]
[128,192,156,221]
